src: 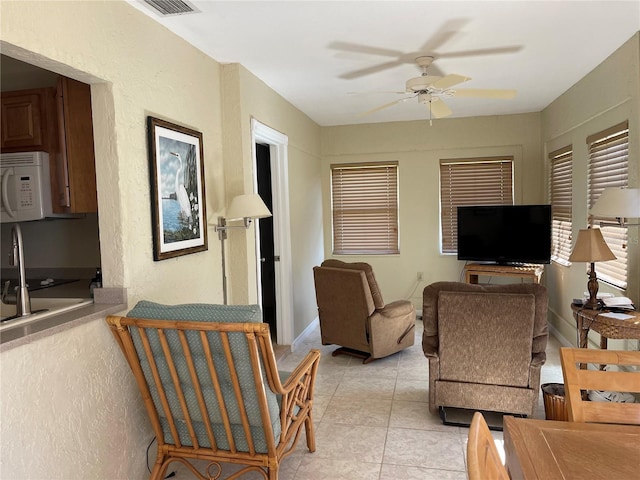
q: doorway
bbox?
[256,143,276,339]
[251,119,293,346]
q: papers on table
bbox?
[602,296,635,310]
[584,292,615,299]
[599,311,635,321]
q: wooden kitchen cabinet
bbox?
[52,77,97,213]
[1,77,98,214]
[1,88,50,151]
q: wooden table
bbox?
[464,263,544,284]
[503,416,640,479]
[571,304,640,350]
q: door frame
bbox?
[251,118,293,345]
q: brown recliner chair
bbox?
[313,259,416,363]
[422,281,548,418]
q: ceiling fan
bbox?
[358,56,517,123]
[331,19,522,80]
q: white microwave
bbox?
[0,151,53,223]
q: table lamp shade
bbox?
[569,228,615,310]
[568,228,616,263]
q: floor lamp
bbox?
[214,194,272,304]
[568,227,616,310]
[589,187,640,227]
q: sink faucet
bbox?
[2,223,32,316]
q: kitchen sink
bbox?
[0,298,93,329]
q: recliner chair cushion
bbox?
[321,259,385,309]
[437,291,535,387]
[423,282,548,358]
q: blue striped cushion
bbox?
[126,301,279,453]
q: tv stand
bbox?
[464,263,544,284]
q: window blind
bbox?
[331,162,399,255]
[549,146,573,266]
[587,121,629,289]
[440,157,514,253]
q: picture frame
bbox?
[147,116,208,261]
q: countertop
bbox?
[0,278,127,350]
[1,267,97,299]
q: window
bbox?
[440,157,514,253]
[331,162,399,255]
[587,121,629,289]
[549,146,573,265]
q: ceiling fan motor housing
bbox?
[406,75,441,92]
[418,93,435,104]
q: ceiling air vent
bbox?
[141,0,199,16]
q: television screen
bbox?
[457,205,552,264]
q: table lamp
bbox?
[214,194,272,304]
[568,228,616,309]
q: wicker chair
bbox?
[467,412,509,480]
[106,301,320,480]
[560,347,640,425]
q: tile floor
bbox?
[170,319,565,479]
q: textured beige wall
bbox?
[321,113,543,310]
[1,318,147,479]
[221,64,323,338]
[1,1,224,478]
[1,1,224,303]
[542,32,640,348]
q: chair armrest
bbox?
[422,334,439,357]
[377,300,415,317]
[276,350,321,440]
[269,349,321,396]
[531,351,546,367]
[282,350,321,393]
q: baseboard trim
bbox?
[292,316,319,352]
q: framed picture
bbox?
[147,116,208,261]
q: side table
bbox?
[464,263,544,284]
[571,304,640,354]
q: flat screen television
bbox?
[457,204,552,264]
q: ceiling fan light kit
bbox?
[355,55,517,123]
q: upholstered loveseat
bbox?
[422,281,549,417]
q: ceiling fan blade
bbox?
[452,89,517,99]
[339,60,405,79]
[429,98,453,118]
[329,41,406,58]
[347,91,407,95]
[419,18,469,52]
[437,46,523,59]
[431,74,471,90]
[357,96,414,117]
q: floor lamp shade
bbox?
[226,194,272,221]
[589,187,640,219]
[569,228,616,309]
[217,194,272,305]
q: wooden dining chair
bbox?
[560,347,640,425]
[466,412,510,480]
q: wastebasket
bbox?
[541,383,568,421]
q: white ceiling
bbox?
[128,1,640,126]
